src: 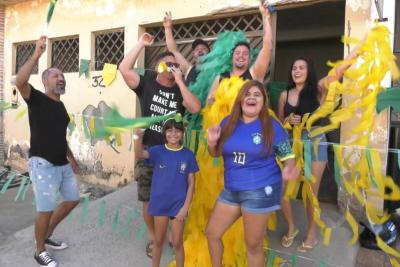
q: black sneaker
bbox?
[34,250,58,267]
[45,237,68,250]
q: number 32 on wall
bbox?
[92,75,106,88]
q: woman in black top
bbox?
[277,52,357,252]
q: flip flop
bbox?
[297,240,318,253]
[281,229,299,248]
[146,241,154,258]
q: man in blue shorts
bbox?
[15,35,81,267]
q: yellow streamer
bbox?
[323,227,332,246]
[102,63,118,86]
[377,237,400,258]
[14,107,28,121]
[344,210,358,245]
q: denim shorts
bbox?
[29,156,80,212]
[301,130,328,161]
[218,182,282,214]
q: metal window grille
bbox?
[145,13,264,69]
[15,42,38,75]
[51,37,79,73]
[95,29,124,70]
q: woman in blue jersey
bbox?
[276,55,356,252]
[135,118,199,267]
[206,80,299,267]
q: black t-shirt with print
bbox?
[25,85,70,165]
[134,75,185,147]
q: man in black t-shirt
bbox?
[119,32,200,258]
[15,36,80,267]
[163,11,210,86]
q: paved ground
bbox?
[0,180,396,267]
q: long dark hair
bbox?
[216,80,273,155]
[286,58,320,115]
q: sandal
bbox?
[297,240,318,253]
[145,241,154,258]
[281,229,299,248]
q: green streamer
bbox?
[21,178,31,201]
[80,195,90,225]
[97,199,107,227]
[14,175,28,201]
[0,100,19,112]
[365,146,378,187]
[122,208,137,237]
[376,87,400,113]
[291,254,298,267]
[212,157,220,167]
[333,144,342,187]
[266,249,276,267]
[83,119,91,139]
[112,204,122,236]
[79,59,90,78]
[136,223,147,241]
[319,260,326,267]
[0,173,16,194]
[90,107,178,141]
[67,210,74,220]
[46,0,58,25]
[134,68,145,76]
[303,139,312,180]
[397,151,400,171]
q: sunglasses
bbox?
[165,62,180,68]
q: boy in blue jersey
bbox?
[206,80,299,267]
[134,118,199,267]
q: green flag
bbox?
[79,59,90,78]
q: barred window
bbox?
[51,36,79,73]
[94,28,124,70]
[15,42,38,75]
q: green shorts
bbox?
[134,159,153,202]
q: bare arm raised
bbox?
[163,11,192,75]
[15,36,47,100]
[171,66,201,113]
[119,33,155,90]
[250,1,273,82]
[317,48,358,103]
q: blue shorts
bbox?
[29,156,80,212]
[218,182,282,214]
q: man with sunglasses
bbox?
[163,11,210,86]
[119,32,200,258]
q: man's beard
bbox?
[54,86,65,95]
